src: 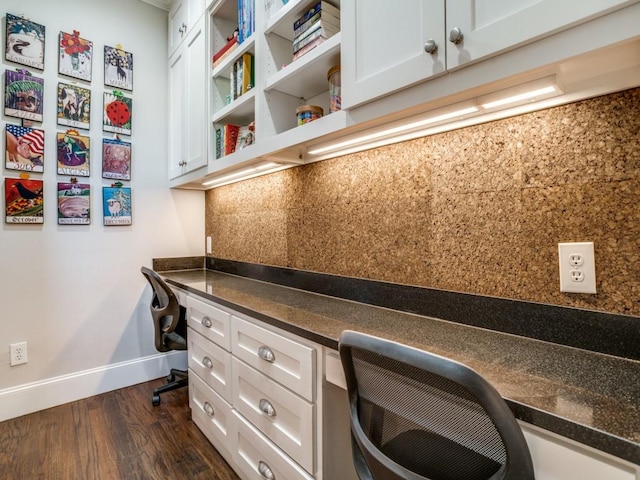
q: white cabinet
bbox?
[168,15,208,180]
[186,293,323,479]
[342,0,638,108]
[169,0,206,56]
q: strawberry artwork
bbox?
[106,99,130,127]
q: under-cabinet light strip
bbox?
[308,76,562,157]
[202,162,280,186]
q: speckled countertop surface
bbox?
[162,268,640,465]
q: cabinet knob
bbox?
[201,316,212,328]
[424,39,438,54]
[258,398,277,417]
[203,401,215,416]
[258,461,275,480]
[449,27,464,44]
[202,356,213,369]
[258,345,276,363]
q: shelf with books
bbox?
[264,32,339,98]
[265,0,340,41]
[211,88,256,125]
[212,34,255,78]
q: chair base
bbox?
[152,368,188,406]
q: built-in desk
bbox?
[160,267,640,478]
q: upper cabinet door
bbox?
[342,0,446,109]
[168,0,205,57]
[445,0,637,70]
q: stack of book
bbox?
[230,52,255,101]
[292,1,340,61]
[212,33,238,68]
[215,122,255,158]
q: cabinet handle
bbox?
[201,316,212,328]
[424,39,438,54]
[258,346,275,363]
[258,398,276,417]
[449,27,464,44]
[258,461,275,480]
[202,356,213,369]
[203,401,215,416]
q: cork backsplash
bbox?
[206,87,640,317]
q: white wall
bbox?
[0,0,204,420]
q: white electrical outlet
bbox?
[558,242,596,294]
[206,236,212,254]
[10,342,28,366]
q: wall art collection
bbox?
[3,12,134,226]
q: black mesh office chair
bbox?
[141,267,188,406]
[339,330,535,480]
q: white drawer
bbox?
[187,295,231,351]
[189,371,235,463]
[188,328,232,403]
[233,410,314,480]
[232,358,315,474]
[231,316,316,401]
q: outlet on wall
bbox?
[558,242,596,294]
[10,342,28,366]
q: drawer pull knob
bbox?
[424,39,438,54]
[449,27,464,44]
[202,356,213,369]
[259,398,276,417]
[201,316,212,328]
[258,461,275,480]
[258,346,275,363]
[203,401,215,416]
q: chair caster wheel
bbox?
[152,395,160,406]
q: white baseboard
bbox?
[0,351,188,422]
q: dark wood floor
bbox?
[0,378,240,480]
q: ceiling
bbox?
[140,0,171,11]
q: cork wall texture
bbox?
[206,88,640,316]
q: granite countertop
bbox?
[161,268,640,465]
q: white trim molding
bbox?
[139,0,171,11]
[0,351,187,422]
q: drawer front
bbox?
[231,316,316,401]
[189,372,234,463]
[232,358,315,473]
[187,328,232,403]
[233,410,314,480]
[187,295,231,351]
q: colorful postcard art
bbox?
[5,14,46,70]
[57,82,91,129]
[57,130,90,177]
[5,177,43,224]
[103,186,132,226]
[4,69,44,122]
[104,46,133,91]
[103,92,132,135]
[58,182,90,225]
[102,138,131,180]
[59,31,93,82]
[5,124,44,172]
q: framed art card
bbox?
[103,185,132,226]
[104,46,133,91]
[102,138,131,180]
[4,69,44,122]
[58,181,90,225]
[59,31,92,81]
[103,91,132,135]
[57,82,91,129]
[5,177,43,224]
[5,14,46,70]
[5,124,44,172]
[57,130,90,176]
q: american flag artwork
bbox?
[5,124,45,172]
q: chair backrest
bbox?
[140,266,186,352]
[339,330,534,480]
